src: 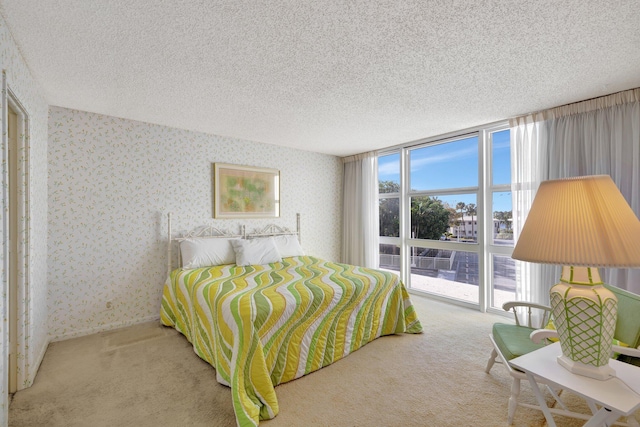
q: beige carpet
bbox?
[9,295,631,427]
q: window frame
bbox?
[484,124,515,313]
[378,153,402,275]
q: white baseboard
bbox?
[49,315,161,343]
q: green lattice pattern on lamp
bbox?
[550,287,617,367]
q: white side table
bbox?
[510,342,640,427]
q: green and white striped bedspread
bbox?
[160,255,422,427]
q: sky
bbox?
[378,130,512,213]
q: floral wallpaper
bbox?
[0,13,50,426]
[47,106,343,341]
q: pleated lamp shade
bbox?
[512,175,640,267]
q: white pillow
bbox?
[180,238,238,268]
[230,238,282,266]
[272,235,305,258]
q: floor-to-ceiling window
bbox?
[378,152,401,277]
[487,127,515,309]
[407,134,480,304]
[378,123,513,312]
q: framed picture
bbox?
[213,163,280,218]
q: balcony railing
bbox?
[379,253,455,270]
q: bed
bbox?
[160,214,422,427]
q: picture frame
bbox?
[213,163,280,219]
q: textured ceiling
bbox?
[1,1,639,156]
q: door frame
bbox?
[3,73,31,393]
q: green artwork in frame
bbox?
[213,163,280,218]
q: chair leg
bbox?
[507,377,520,425]
[485,348,498,373]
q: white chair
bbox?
[485,301,567,424]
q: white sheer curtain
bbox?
[511,88,640,301]
[510,113,557,307]
[342,151,379,268]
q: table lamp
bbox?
[511,175,640,380]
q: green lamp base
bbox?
[550,266,618,380]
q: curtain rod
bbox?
[512,87,640,123]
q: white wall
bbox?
[0,13,49,426]
[47,106,343,341]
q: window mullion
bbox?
[399,148,410,287]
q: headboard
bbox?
[167,213,301,277]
